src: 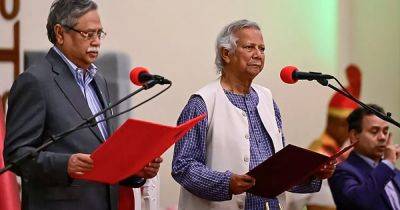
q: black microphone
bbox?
[130,67,171,86]
[280,66,334,84]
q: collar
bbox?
[52,46,98,80]
[356,152,379,167]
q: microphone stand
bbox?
[315,78,400,128]
[0,79,171,175]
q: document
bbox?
[73,114,206,184]
[246,141,357,198]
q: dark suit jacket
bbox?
[328,151,400,210]
[4,48,142,210]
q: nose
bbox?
[90,35,101,46]
[378,132,387,142]
[252,47,263,59]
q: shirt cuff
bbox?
[222,170,234,200]
[382,159,395,170]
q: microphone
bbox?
[280,66,334,84]
[1,66,173,175]
[130,67,171,86]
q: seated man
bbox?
[328,104,400,210]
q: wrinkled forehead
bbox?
[234,28,264,44]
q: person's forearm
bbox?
[172,161,233,201]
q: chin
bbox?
[373,152,384,160]
[87,57,97,64]
[246,67,260,73]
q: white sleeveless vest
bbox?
[178,80,286,210]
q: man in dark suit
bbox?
[328,104,400,210]
[3,0,162,210]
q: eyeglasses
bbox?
[63,25,107,40]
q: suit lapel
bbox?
[383,172,400,210]
[348,152,373,174]
[349,152,395,210]
[47,49,104,143]
[93,74,113,134]
[392,171,400,193]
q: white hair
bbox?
[214,19,261,73]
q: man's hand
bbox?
[229,174,256,195]
[135,157,163,179]
[67,153,93,176]
[384,133,400,164]
[314,160,336,180]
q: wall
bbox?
[349,0,400,133]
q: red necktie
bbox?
[118,186,135,210]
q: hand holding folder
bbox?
[246,141,357,198]
[73,114,206,184]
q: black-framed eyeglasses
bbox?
[63,25,107,40]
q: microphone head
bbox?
[130,67,149,86]
[280,66,299,84]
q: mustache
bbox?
[87,46,100,53]
[248,60,262,66]
[248,62,262,66]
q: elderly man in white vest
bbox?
[171,19,335,210]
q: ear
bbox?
[348,129,359,144]
[54,24,64,45]
[221,48,231,64]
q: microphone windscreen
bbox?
[280,66,298,84]
[130,67,149,86]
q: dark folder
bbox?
[246,142,356,198]
[73,114,205,184]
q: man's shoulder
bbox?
[195,80,219,94]
[335,153,367,177]
[336,159,355,170]
[25,50,55,75]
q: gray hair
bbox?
[214,19,261,74]
[46,0,98,44]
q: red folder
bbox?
[73,114,206,184]
[246,141,357,198]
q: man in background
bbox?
[329,104,400,210]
